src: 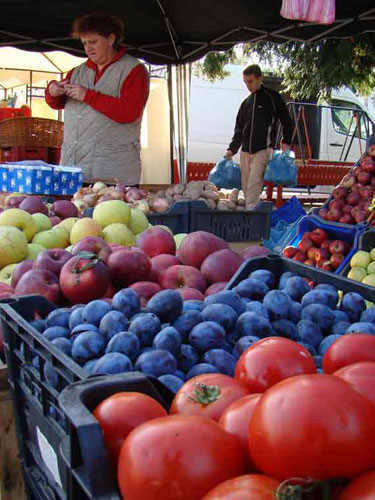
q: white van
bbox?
[188,65,375,165]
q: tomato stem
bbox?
[188,383,221,405]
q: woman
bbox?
[45,12,149,186]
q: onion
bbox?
[72,199,87,212]
[150,196,169,213]
[115,179,127,193]
[82,194,98,207]
[133,199,150,215]
[138,189,149,198]
[73,188,84,200]
[340,173,356,189]
[125,188,144,203]
[92,181,107,192]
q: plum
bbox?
[284,276,310,302]
[158,374,184,393]
[105,331,140,362]
[345,322,375,335]
[92,352,133,375]
[129,312,161,347]
[331,321,351,336]
[43,326,70,342]
[235,278,269,300]
[177,344,199,373]
[45,308,71,329]
[339,292,366,323]
[318,334,342,356]
[201,304,237,332]
[204,290,245,315]
[296,320,323,349]
[301,304,335,332]
[82,300,111,326]
[186,363,219,379]
[68,306,84,330]
[99,311,130,341]
[279,271,296,289]
[112,288,141,317]
[244,301,269,319]
[289,301,303,323]
[30,319,46,332]
[332,310,350,324]
[71,331,106,363]
[171,310,203,342]
[201,349,237,376]
[263,290,293,320]
[236,312,273,338]
[360,307,375,323]
[189,321,226,354]
[153,327,182,356]
[51,337,72,357]
[249,269,275,288]
[182,300,206,312]
[147,289,183,323]
[301,289,338,310]
[135,349,177,377]
[272,319,298,341]
[232,335,260,359]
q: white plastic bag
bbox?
[281,0,335,25]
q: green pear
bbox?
[103,223,136,246]
[347,267,367,282]
[370,247,375,261]
[174,233,187,249]
[26,243,45,260]
[32,213,52,233]
[362,274,375,287]
[350,251,371,269]
[129,208,149,235]
[367,261,375,275]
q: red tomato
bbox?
[338,470,375,500]
[249,374,375,480]
[218,393,262,468]
[235,337,316,392]
[169,373,250,421]
[334,361,375,410]
[201,474,280,500]
[323,334,375,374]
[93,392,167,466]
[118,414,245,500]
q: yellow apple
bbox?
[103,223,135,246]
[93,200,131,228]
[32,213,52,233]
[32,227,70,249]
[26,243,45,260]
[70,218,103,245]
[350,251,371,269]
[362,274,375,287]
[174,233,187,249]
[370,247,375,262]
[57,217,79,236]
[0,208,37,241]
[0,263,17,286]
[0,226,28,268]
[129,208,149,235]
[347,267,367,282]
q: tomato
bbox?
[235,337,316,392]
[218,393,262,468]
[118,414,245,500]
[323,334,375,374]
[201,474,280,500]
[249,374,375,480]
[338,470,375,500]
[93,392,167,466]
[334,361,375,410]
[169,373,250,421]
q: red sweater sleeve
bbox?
[83,64,149,123]
[45,69,74,109]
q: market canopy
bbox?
[1,1,375,65]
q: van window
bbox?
[331,99,371,139]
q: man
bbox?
[225,65,292,209]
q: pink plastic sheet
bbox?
[281,0,336,25]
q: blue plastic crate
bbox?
[340,228,375,281]
[147,200,189,234]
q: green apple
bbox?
[347,267,367,282]
[0,226,28,268]
[0,208,37,241]
[174,233,187,249]
[0,263,17,286]
[370,247,375,261]
[129,208,149,235]
[103,223,135,246]
[57,217,79,236]
[32,213,52,233]
[367,261,375,275]
[93,200,131,228]
[154,225,174,236]
[70,218,103,245]
[350,251,371,269]
[32,227,70,249]
[362,274,375,287]
[26,243,45,260]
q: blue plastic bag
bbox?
[264,150,297,187]
[270,196,306,227]
[208,158,242,190]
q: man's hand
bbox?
[64,84,87,102]
[48,81,67,97]
[224,149,233,159]
[280,143,290,153]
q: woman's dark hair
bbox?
[243,64,262,78]
[72,12,124,49]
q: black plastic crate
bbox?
[188,200,272,241]
[340,228,375,282]
[58,372,173,499]
[226,254,375,303]
[0,295,86,500]
[147,200,189,234]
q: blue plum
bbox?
[82,300,111,326]
[92,352,133,375]
[105,331,140,362]
[318,334,342,356]
[331,321,351,336]
[339,292,366,323]
[263,290,293,320]
[284,276,310,302]
[236,312,273,339]
[332,310,350,324]
[201,304,238,332]
[272,319,298,341]
[186,363,219,379]
[235,278,269,300]
[296,320,323,349]
[301,289,338,310]
[301,304,335,332]
[129,312,161,347]
[232,335,260,359]
[279,271,296,289]
[177,344,199,373]
[45,308,70,329]
[201,349,237,376]
[153,327,182,356]
[99,311,130,341]
[345,322,375,335]
[112,288,141,317]
[135,349,177,377]
[171,310,203,342]
[158,374,184,393]
[83,359,97,375]
[147,290,183,323]
[189,321,226,354]
[173,369,186,381]
[71,323,98,340]
[68,306,84,330]
[289,301,302,323]
[249,269,275,288]
[43,326,70,342]
[30,319,46,332]
[244,301,269,319]
[182,300,206,312]
[360,307,375,323]
[51,337,72,357]
[71,331,106,364]
[297,342,317,356]
[204,290,245,315]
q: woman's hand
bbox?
[49,81,67,97]
[64,84,87,102]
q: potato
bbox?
[229,189,239,204]
[237,198,246,206]
[203,198,216,210]
[174,183,186,195]
[216,200,230,211]
[218,191,227,199]
[235,205,245,211]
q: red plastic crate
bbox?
[0,107,31,121]
[0,146,49,163]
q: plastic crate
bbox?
[58,373,173,499]
[147,200,189,233]
[0,146,49,163]
[284,215,364,274]
[340,228,375,281]
[226,254,375,302]
[0,107,31,121]
[188,200,272,242]
[0,295,86,500]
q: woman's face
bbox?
[80,32,116,65]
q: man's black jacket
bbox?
[228,84,293,155]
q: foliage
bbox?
[193,49,237,81]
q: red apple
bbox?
[102,282,115,299]
[330,253,345,269]
[371,176,375,187]
[159,265,207,293]
[329,240,346,255]
[293,251,307,262]
[108,243,124,253]
[129,281,162,307]
[200,249,244,284]
[352,165,362,177]
[354,210,369,223]
[283,246,298,258]
[329,199,345,211]
[34,248,72,277]
[176,288,205,301]
[11,260,35,288]
[316,260,332,272]
[332,187,349,199]
[107,248,151,287]
[304,259,316,266]
[135,227,176,258]
[150,254,180,282]
[52,200,79,219]
[359,185,374,198]
[320,239,333,250]
[71,236,112,263]
[315,248,330,262]
[6,195,27,209]
[342,204,353,215]
[339,174,356,189]
[205,282,228,296]
[339,215,355,224]
[360,156,374,173]
[367,145,375,157]
[326,208,341,221]
[177,231,229,269]
[357,171,371,185]
[241,246,270,259]
[310,228,327,247]
[350,183,362,194]
[49,216,62,227]
[19,196,48,215]
[15,269,61,305]
[298,237,313,252]
[307,247,319,260]
[346,192,360,205]
[60,252,110,304]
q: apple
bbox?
[5,194,27,209]
[52,200,78,219]
[363,274,375,286]
[177,231,229,269]
[339,173,356,189]
[326,208,341,221]
[71,236,112,263]
[310,228,327,247]
[34,249,72,277]
[107,248,152,287]
[350,251,371,269]
[19,196,48,215]
[174,233,187,249]
[0,226,28,268]
[176,288,205,301]
[298,236,313,253]
[304,259,315,266]
[370,248,375,261]
[205,282,228,296]
[60,252,110,304]
[32,227,70,249]
[321,240,334,250]
[329,199,345,211]
[332,187,349,199]
[154,225,174,237]
[32,213,52,233]
[49,216,62,227]
[357,171,371,185]
[102,282,115,299]
[329,240,346,255]
[316,260,332,272]
[352,165,361,177]
[159,265,207,293]
[0,208,37,241]
[70,218,103,245]
[0,263,17,286]
[346,192,360,206]
[150,254,180,282]
[283,246,298,258]
[318,208,328,219]
[360,156,374,173]
[339,215,355,224]
[241,246,270,259]
[367,261,375,274]
[330,253,345,269]
[315,248,330,262]
[93,200,131,228]
[359,185,374,198]
[102,223,136,247]
[342,205,354,215]
[307,247,319,260]
[371,176,375,187]
[11,260,34,288]
[56,217,79,236]
[354,210,369,223]
[136,227,176,258]
[26,243,45,260]
[129,281,162,307]
[293,251,307,262]
[347,267,367,282]
[15,269,61,305]
[350,183,362,193]
[129,208,149,235]
[200,249,243,284]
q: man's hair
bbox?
[243,64,262,78]
[72,12,124,48]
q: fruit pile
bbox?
[283,227,351,272]
[318,149,375,226]
[347,249,375,286]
